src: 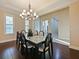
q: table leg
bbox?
[50,41,53,58]
[35,45,39,59]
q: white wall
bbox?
[69,1,79,50]
[0,9,24,42]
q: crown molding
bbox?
[0,5,21,15]
[37,0,78,16]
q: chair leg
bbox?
[40,53,42,59]
[17,43,20,50]
[48,49,51,59]
[43,52,45,59]
[18,43,21,51]
[21,45,24,55]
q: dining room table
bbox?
[26,36,46,58]
[25,35,53,59]
[26,36,46,45]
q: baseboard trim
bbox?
[69,45,79,51]
[53,39,79,51]
[53,39,70,46]
[0,39,16,43]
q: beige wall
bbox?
[69,1,79,48]
[0,9,24,42]
[40,7,70,43]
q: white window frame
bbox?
[5,16,14,34]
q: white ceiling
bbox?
[0,0,58,11]
[0,0,78,15]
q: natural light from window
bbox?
[5,16,13,34]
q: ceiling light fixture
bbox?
[20,0,38,20]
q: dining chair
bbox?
[27,29,33,37]
[16,31,22,50]
[21,30,26,35]
[16,31,20,44]
[20,33,28,55]
[20,33,34,55]
[33,30,38,36]
[48,33,53,57]
[16,31,28,55]
[39,31,44,36]
[38,34,51,59]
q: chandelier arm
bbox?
[20,0,38,20]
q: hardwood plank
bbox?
[0,41,79,59]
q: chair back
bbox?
[17,31,20,39]
[37,34,49,52]
[20,32,27,44]
[45,35,49,45]
[33,30,38,36]
[21,30,26,35]
[27,29,33,37]
[44,33,52,49]
[39,31,44,36]
[16,31,21,44]
[48,33,52,43]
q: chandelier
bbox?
[20,0,38,20]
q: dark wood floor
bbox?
[0,41,79,59]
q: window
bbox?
[41,20,48,34]
[5,16,13,34]
[25,20,29,32]
[34,18,41,32]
